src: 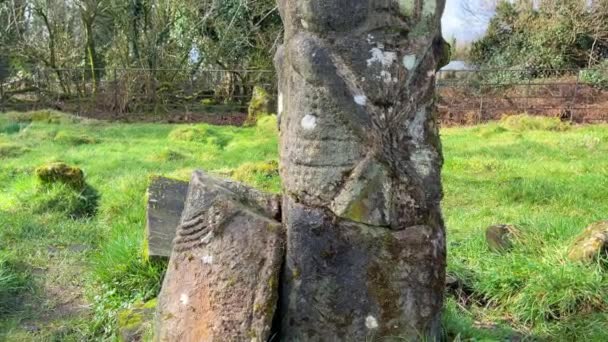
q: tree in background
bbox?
[469,0,608,71]
[0,0,282,101]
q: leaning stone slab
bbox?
[155,171,283,342]
[146,176,189,258]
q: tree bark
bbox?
[275,1,447,340]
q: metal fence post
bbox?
[571,71,580,123]
[36,68,42,110]
[0,77,5,113]
[114,68,118,112]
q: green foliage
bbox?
[470,1,606,71]
[580,60,608,90]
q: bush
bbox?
[580,61,608,90]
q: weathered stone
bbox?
[485,224,520,253]
[568,221,608,263]
[275,0,446,339]
[145,176,189,258]
[247,86,273,124]
[155,171,283,342]
[118,299,157,342]
[280,198,444,340]
[35,162,85,189]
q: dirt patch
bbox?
[18,247,90,333]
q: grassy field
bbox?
[0,111,607,341]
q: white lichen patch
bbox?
[180,293,189,305]
[354,95,367,106]
[367,48,397,68]
[403,54,417,70]
[301,19,309,29]
[379,70,397,83]
[301,114,317,130]
[407,108,427,143]
[398,0,415,15]
[365,315,379,329]
[410,148,437,178]
[202,254,214,264]
[423,0,437,16]
[278,92,284,115]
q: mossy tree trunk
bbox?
[275,0,448,340]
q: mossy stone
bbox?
[486,224,520,252]
[35,162,85,189]
[117,298,157,342]
[568,221,608,263]
[247,86,273,125]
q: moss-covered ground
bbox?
[1,111,607,340]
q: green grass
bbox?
[1,111,607,340]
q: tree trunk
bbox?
[275,1,447,340]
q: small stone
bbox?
[35,162,85,189]
[485,224,520,252]
[568,221,608,263]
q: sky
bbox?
[442,0,493,43]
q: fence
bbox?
[0,67,275,123]
[435,68,608,125]
[1,67,608,124]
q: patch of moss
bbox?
[152,149,185,162]
[255,115,278,135]
[500,114,570,132]
[247,86,273,125]
[0,144,29,159]
[54,131,97,145]
[168,125,231,148]
[6,110,79,124]
[117,298,157,342]
[36,162,85,189]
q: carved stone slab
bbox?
[155,171,283,342]
[146,176,189,258]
